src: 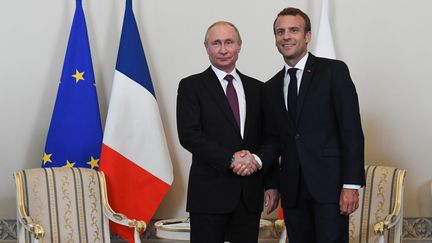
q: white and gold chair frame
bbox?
[14,167,146,243]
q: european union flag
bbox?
[42,0,102,169]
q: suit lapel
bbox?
[296,54,317,124]
[202,67,240,133]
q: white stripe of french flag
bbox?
[100,0,173,242]
[313,0,336,59]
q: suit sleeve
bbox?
[258,83,282,189]
[332,61,366,186]
[176,79,233,172]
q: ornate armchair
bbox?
[14,167,146,243]
[349,165,406,243]
[275,165,406,243]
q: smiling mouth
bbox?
[282,43,295,48]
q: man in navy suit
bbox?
[258,7,365,242]
[176,21,278,243]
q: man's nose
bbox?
[283,31,292,40]
[219,44,228,54]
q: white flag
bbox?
[313,0,336,59]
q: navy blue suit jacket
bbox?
[258,53,365,208]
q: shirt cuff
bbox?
[343,184,361,189]
[252,154,262,170]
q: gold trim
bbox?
[60,169,74,242]
[14,171,45,240]
[73,168,87,243]
[29,223,45,240]
[374,169,406,234]
[361,165,375,240]
[274,219,285,233]
[374,166,389,222]
[127,219,147,233]
[98,172,117,216]
[87,169,102,242]
[15,172,27,223]
[135,220,147,233]
[46,168,59,242]
[348,213,356,241]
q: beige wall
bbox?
[1,0,431,219]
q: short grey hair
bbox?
[204,21,242,44]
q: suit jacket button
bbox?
[295,134,300,139]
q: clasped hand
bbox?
[230,150,259,176]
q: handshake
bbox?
[230,150,260,176]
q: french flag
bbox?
[100,0,173,241]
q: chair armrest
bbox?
[373,169,406,235]
[274,219,285,233]
[374,213,402,235]
[104,210,147,233]
[97,171,146,242]
[14,172,45,240]
[18,216,45,240]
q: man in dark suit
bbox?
[176,21,278,243]
[258,7,365,243]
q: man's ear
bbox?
[305,31,312,44]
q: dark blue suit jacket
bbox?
[258,53,365,208]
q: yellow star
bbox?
[42,152,52,165]
[63,160,76,168]
[86,156,100,169]
[72,69,85,83]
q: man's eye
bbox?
[276,30,284,35]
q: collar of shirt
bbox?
[284,52,309,81]
[211,65,241,84]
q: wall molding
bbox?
[404,217,432,240]
[2,218,432,241]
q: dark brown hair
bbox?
[273,7,311,34]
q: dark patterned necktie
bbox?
[287,68,298,121]
[225,74,240,127]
